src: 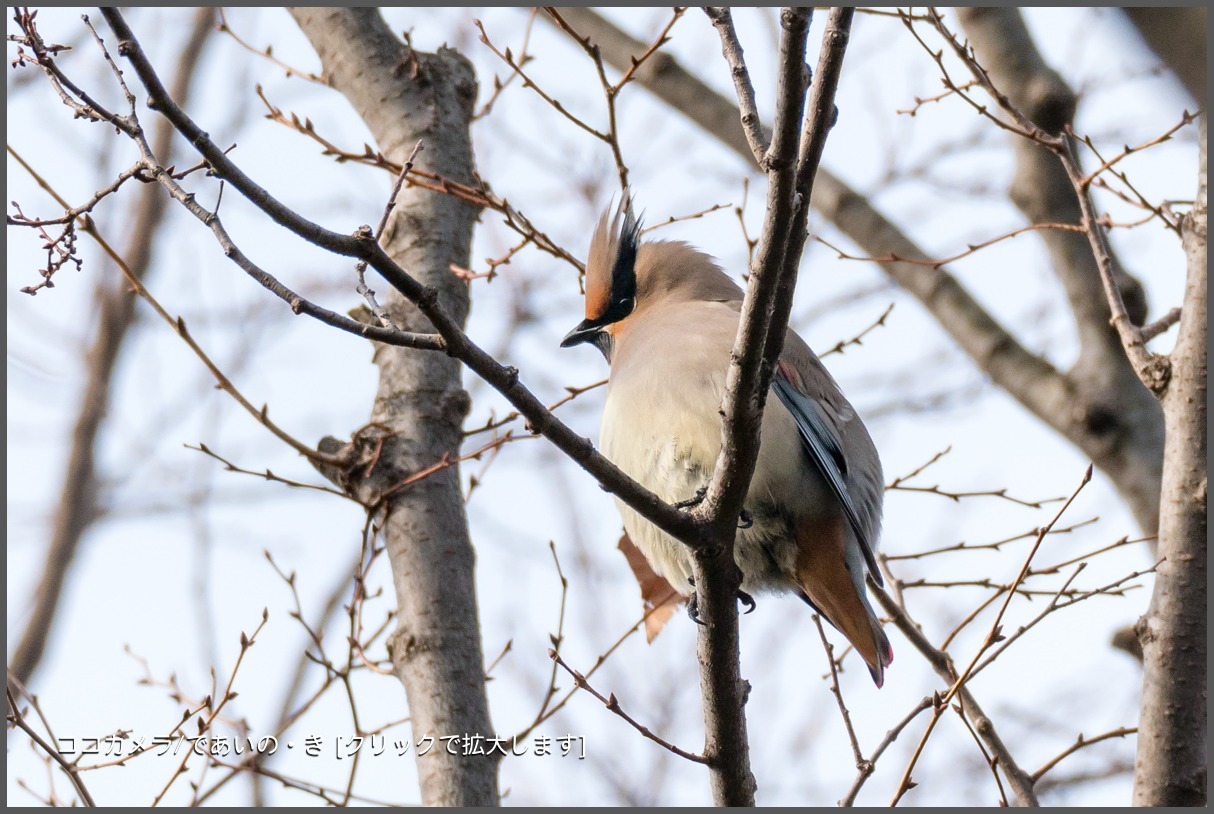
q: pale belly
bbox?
[600,386,834,596]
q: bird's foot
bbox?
[675,487,708,510]
[686,578,707,626]
[685,579,756,622]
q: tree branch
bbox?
[8,6,216,688]
[681,10,816,804]
[95,8,704,550]
[873,586,1040,806]
[703,7,768,164]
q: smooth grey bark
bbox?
[289,9,498,806]
[1133,121,1207,806]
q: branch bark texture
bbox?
[288,8,497,806]
[684,11,812,803]
[1132,119,1207,806]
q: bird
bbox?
[560,197,893,686]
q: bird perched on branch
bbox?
[561,198,892,686]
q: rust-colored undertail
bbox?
[792,516,893,687]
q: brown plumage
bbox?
[563,199,892,686]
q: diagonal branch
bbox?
[96,7,703,550]
[934,9,1171,392]
[873,586,1040,806]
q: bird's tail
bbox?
[793,519,893,687]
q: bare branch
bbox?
[819,302,894,357]
[97,7,702,550]
[875,584,1039,806]
[840,695,933,806]
[812,221,1088,271]
[6,6,218,689]
[1034,727,1138,783]
[355,140,424,329]
[475,17,608,141]
[6,678,97,807]
[929,8,1171,392]
[812,615,864,769]
[215,7,325,84]
[548,649,708,765]
[704,7,768,163]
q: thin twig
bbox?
[475,17,608,141]
[529,542,569,725]
[548,649,708,764]
[6,680,97,807]
[819,303,895,357]
[883,517,1099,563]
[473,8,538,120]
[215,8,325,84]
[840,696,933,806]
[639,202,732,235]
[1031,727,1137,783]
[355,140,424,329]
[812,615,865,768]
[915,8,1177,391]
[705,7,768,163]
[511,592,681,743]
[812,220,1088,271]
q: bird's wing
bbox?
[771,360,883,587]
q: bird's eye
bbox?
[616,297,634,310]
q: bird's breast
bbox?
[598,351,830,594]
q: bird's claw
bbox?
[685,579,755,622]
[686,580,708,626]
[675,487,708,510]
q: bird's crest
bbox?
[585,195,641,322]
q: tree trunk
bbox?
[1133,120,1207,806]
[290,9,498,806]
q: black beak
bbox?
[560,318,601,348]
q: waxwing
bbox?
[561,198,893,686]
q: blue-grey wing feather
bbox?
[771,375,883,586]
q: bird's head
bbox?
[560,196,641,359]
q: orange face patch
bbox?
[585,264,612,321]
